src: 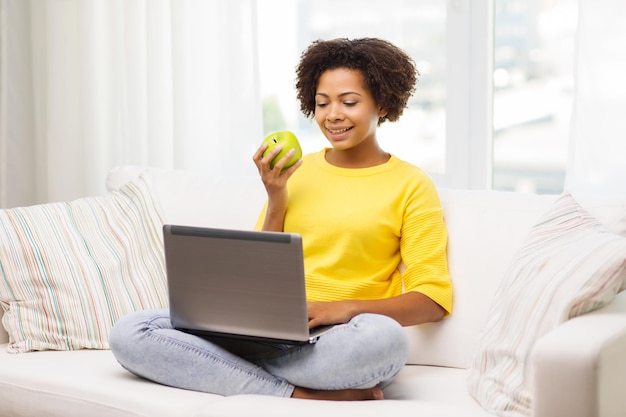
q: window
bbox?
[256,0,577,193]
[493,0,577,193]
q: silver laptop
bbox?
[163,225,331,344]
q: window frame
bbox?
[433,0,494,190]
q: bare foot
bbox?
[291,386,384,401]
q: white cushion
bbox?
[0,346,224,417]
[0,344,490,417]
[466,192,626,416]
[106,166,266,230]
[405,189,556,368]
[0,175,167,353]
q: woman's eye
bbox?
[344,102,357,107]
[316,103,328,108]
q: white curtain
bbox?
[0,0,262,208]
[565,0,626,196]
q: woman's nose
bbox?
[326,104,343,121]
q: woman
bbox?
[110,38,452,401]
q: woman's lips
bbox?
[326,126,353,140]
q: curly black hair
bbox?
[295,38,418,125]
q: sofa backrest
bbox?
[106,166,267,231]
[3,166,623,357]
[105,166,626,369]
[405,189,556,367]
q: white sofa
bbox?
[1,165,625,417]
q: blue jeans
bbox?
[109,309,409,397]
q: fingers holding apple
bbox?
[254,141,281,169]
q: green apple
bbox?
[261,131,302,169]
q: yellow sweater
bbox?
[255,149,452,314]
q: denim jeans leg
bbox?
[250,313,410,390]
[109,309,294,397]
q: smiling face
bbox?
[314,68,387,154]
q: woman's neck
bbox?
[325,143,390,169]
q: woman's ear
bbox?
[378,108,388,118]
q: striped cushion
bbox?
[0,174,167,353]
[467,192,626,416]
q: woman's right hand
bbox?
[252,143,302,231]
[253,143,302,194]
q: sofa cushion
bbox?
[466,192,626,416]
[106,165,266,230]
[0,175,168,353]
[0,346,224,417]
[0,344,491,417]
[404,189,557,368]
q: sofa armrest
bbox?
[533,291,626,417]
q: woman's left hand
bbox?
[307,292,446,328]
